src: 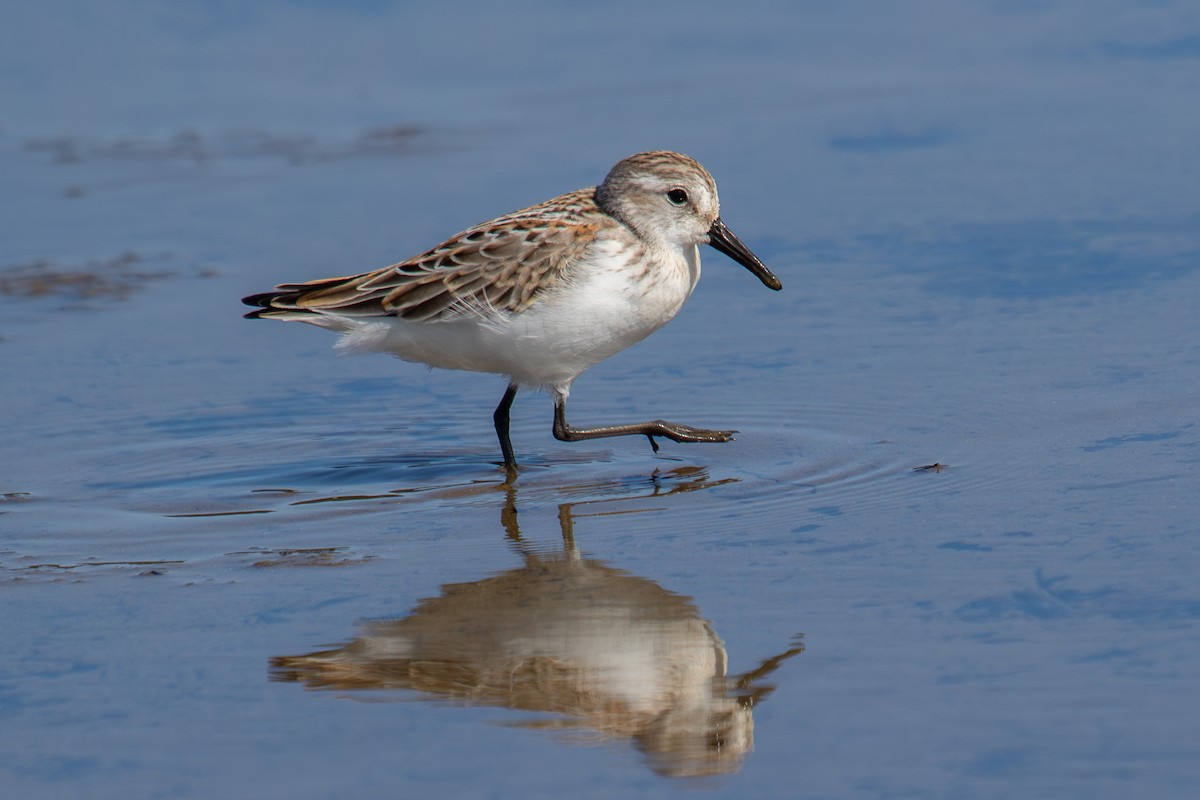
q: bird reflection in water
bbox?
[270,468,803,778]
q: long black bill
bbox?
[707,218,782,290]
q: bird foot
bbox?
[649,421,736,444]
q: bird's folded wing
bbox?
[248,217,598,323]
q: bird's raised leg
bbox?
[551,392,735,452]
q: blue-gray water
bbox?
[2,2,1198,798]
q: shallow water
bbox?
[3,2,1199,798]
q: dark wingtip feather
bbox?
[242,290,312,320]
[242,291,283,308]
[242,289,313,320]
[243,306,319,321]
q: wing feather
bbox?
[242,188,603,323]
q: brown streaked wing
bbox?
[281,217,598,322]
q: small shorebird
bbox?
[243,150,781,470]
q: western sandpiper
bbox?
[243,150,781,470]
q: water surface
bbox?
[2,2,1199,798]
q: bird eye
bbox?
[666,188,688,206]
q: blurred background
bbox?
[2,2,1198,798]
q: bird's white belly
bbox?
[334,243,701,391]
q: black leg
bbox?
[552,394,735,450]
[493,383,519,470]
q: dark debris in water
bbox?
[0,252,174,304]
[23,125,426,167]
[229,547,374,568]
[18,559,185,571]
[167,509,274,518]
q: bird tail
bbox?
[241,276,357,321]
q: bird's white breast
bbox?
[333,238,702,392]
